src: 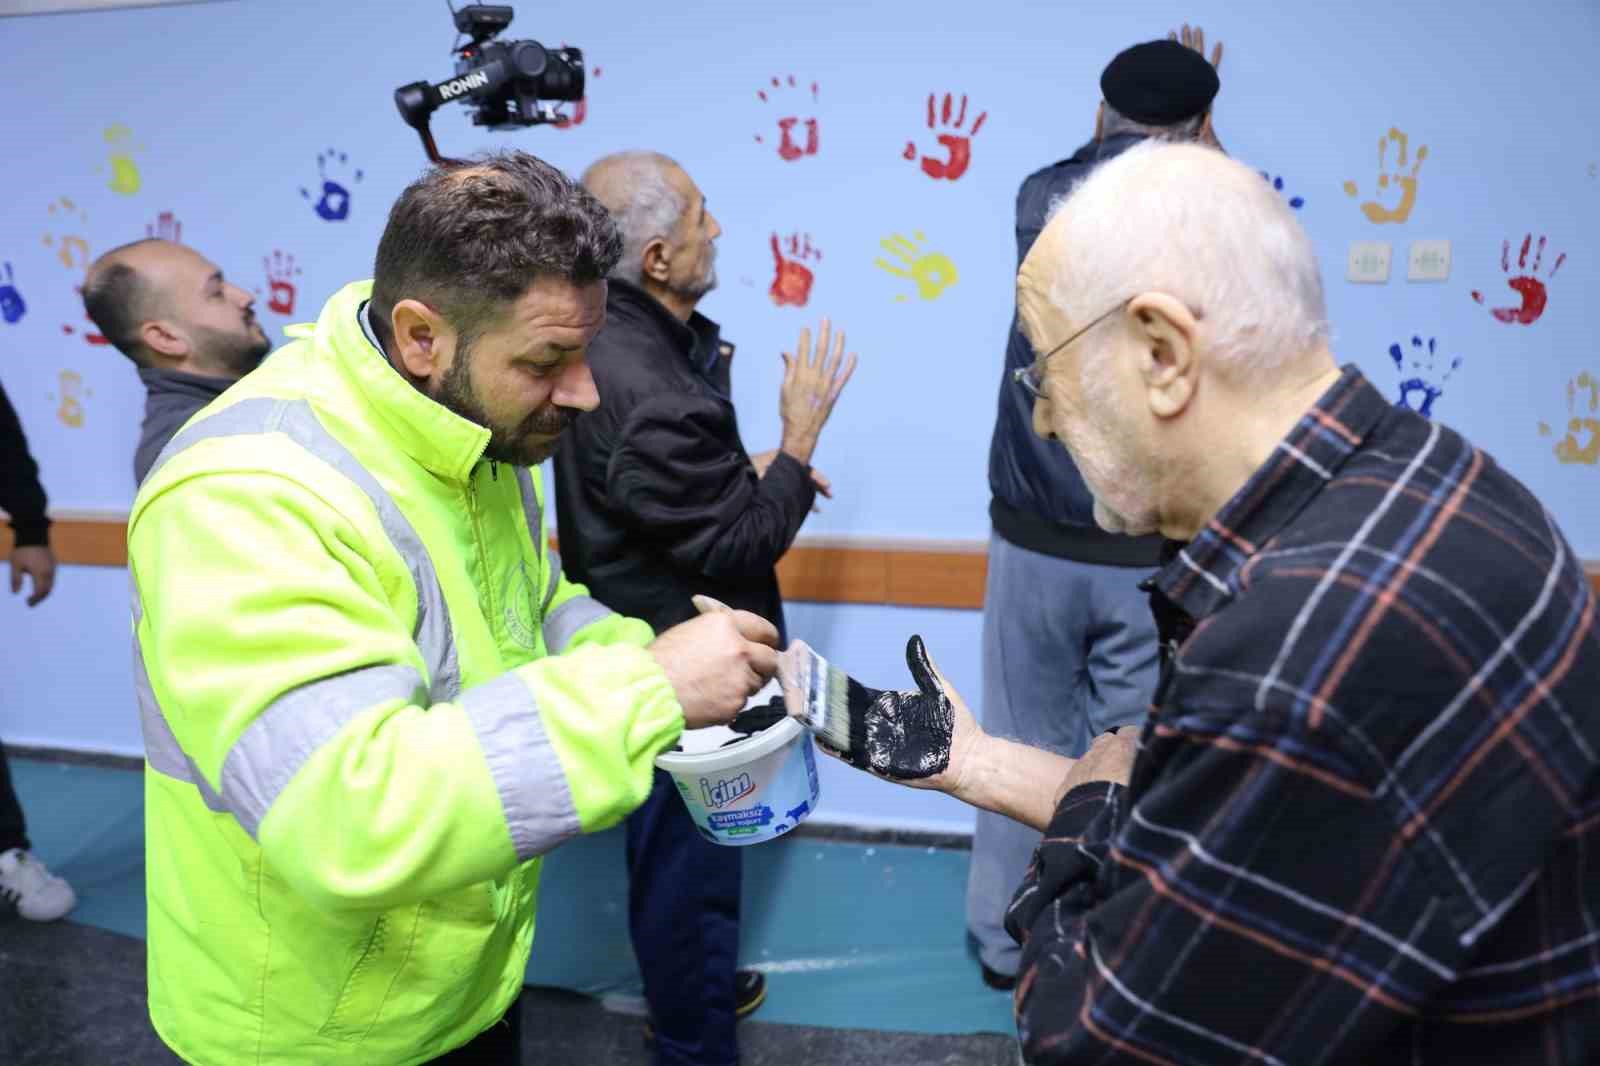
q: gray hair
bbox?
[1100,102,1206,142]
[581,151,688,286]
[1044,140,1330,385]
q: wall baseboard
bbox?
[10,514,1600,610]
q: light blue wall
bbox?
[1,0,1597,832]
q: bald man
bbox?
[83,240,271,483]
[831,141,1600,1064]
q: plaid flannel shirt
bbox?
[1005,366,1600,1064]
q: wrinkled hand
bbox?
[1168,22,1222,67]
[1167,22,1225,152]
[9,545,57,607]
[778,318,857,466]
[650,599,780,729]
[1056,729,1138,798]
[877,637,983,794]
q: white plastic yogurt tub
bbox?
[655,710,820,847]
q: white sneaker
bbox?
[0,847,77,921]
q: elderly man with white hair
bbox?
[831,140,1600,1064]
[553,150,856,1066]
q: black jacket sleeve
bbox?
[0,381,50,548]
[607,394,815,580]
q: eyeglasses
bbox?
[1012,298,1131,400]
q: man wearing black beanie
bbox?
[969,24,1225,991]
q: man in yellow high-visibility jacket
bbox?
[128,151,780,1065]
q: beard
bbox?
[195,319,272,376]
[435,344,574,467]
[673,243,718,303]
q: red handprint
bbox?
[263,250,302,316]
[145,212,182,242]
[553,58,600,129]
[1472,234,1566,326]
[769,233,822,308]
[902,93,987,182]
[755,76,820,162]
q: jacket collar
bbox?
[311,280,490,483]
[606,278,725,377]
[137,366,234,403]
[1155,366,1391,621]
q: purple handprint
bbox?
[300,148,364,222]
[0,262,25,324]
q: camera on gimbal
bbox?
[394,3,585,163]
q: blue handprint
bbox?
[1260,172,1305,210]
[1388,335,1462,418]
[0,262,25,324]
[300,148,364,222]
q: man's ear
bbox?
[1125,292,1200,419]
[640,237,671,286]
[139,319,188,362]
[1094,101,1105,142]
[390,299,453,380]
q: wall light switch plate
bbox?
[1347,241,1392,283]
[1407,239,1451,281]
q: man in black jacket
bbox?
[0,378,77,922]
[968,31,1226,989]
[556,150,854,1066]
[82,238,271,484]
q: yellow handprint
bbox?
[1539,371,1600,465]
[874,231,958,303]
[1343,127,1428,224]
[101,124,144,196]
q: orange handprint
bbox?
[769,233,821,308]
[1472,234,1565,326]
[755,75,820,162]
[1343,127,1428,224]
[902,93,987,182]
[1540,373,1600,466]
[42,197,90,269]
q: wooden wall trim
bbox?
[4,514,1599,609]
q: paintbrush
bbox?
[777,636,954,780]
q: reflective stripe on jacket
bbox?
[128,279,682,1065]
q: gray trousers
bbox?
[965,534,1160,975]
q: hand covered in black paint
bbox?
[821,635,980,787]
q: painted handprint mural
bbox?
[1540,373,1600,466]
[1388,335,1461,418]
[755,76,820,162]
[874,232,958,303]
[0,263,26,325]
[263,250,302,316]
[769,233,821,308]
[300,149,364,221]
[1472,234,1565,326]
[903,93,987,181]
[1344,127,1427,223]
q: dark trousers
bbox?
[0,746,30,855]
[425,992,523,1065]
[627,769,742,1066]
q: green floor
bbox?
[13,756,1014,1037]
